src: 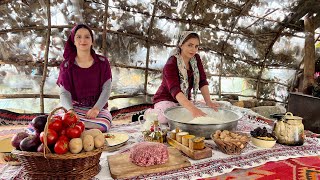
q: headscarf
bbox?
[62,24,94,65]
[169,31,200,101]
[56,24,112,107]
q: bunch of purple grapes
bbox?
[250,127,275,138]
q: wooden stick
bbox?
[144,0,158,94]
[39,0,51,113]
[102,0,109,56]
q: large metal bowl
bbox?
[164,106,242,139]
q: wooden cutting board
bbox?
[108,147,191,179]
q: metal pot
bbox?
[164,106,242,139]
[273,112,304,146]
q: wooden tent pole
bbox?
[302,15,315,92]
[144,0,158,97]
[102,0,109,56]
[39,0,51,113]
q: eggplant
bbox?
[37,143,44,152]
[11,132,29,149]
[30,115,48,133]
[19,135,41,152]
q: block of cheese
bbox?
[189,137,205,150]
[176,132,189,143]
[169,128,180,140]
[181,135,195,147]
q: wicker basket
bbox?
[11,107,104,180]
[211,131,249,155]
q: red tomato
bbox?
[52,115,62,121]
[63,112,78,127]
[54,140,69,154]
[66,126,82,139]
[150,125,154,132]
[49,119,63,132]
[59,128,67,136]
[40,129,58,145]
[75,121,85,132]
[58,135,69,142]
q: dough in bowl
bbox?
[188,116,225,124]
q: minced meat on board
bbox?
[129,142,169,167]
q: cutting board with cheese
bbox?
[167,137,212,160]
[107,147,191,179]
[167,129,212,160]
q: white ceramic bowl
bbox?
[251,136,276,148]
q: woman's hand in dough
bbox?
[190,107,207,118]
[206,100,219,111]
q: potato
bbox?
[230,133,237,138]
[240,136,248,141]
[69,138,83,154]
[94,134,105,148]
[83,135,94,152]
[81,129,103,140]
[213,133,219,139]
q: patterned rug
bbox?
[0,104,153,126]
[1,104,320,180]
[0,104,152,180]
[94,114,320,180]
[0,109,42,126]
[198,156,320,180]
[95,104,320,180]
[111,104,152,125]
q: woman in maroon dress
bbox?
[57,24,112,132]
[145,31,219,124]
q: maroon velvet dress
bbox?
[153,54,209,103]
